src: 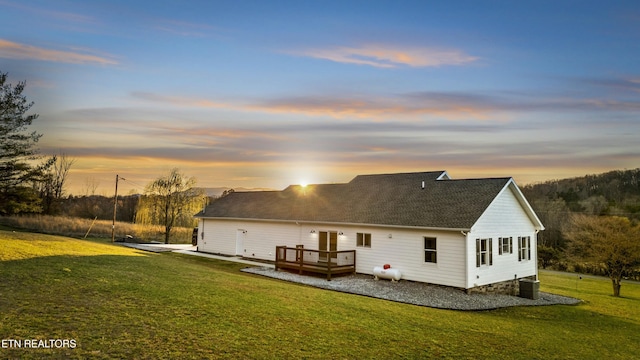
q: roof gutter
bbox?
[194,216,472,233]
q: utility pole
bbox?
[111,174,120,242]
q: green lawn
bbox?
[1,229,638,359]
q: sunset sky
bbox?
[1,1,639,195]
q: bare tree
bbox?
[138,168,205,244]
[82,176,100,196]
[52,153,75,199]
[566,215,640,297]
[38,153,76,214]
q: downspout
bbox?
[461,230,469,290]
[535,229,540,281]
[199,219,205,252]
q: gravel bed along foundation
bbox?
[241,267,581,311]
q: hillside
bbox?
[521,168,640,250]
[200,186,274,197]
[522,168,640,217]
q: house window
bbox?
[424,237,437,263]
[357,233,371,248]
[476,238,493,267]
[518,236,531,261]
[498,237,513,255]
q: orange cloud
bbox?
[292,44,478,68]
[132,91,497,120]
[0,39,117,65]
[131,92,230,109]
[0,0,95,23]
[250,96,495,120]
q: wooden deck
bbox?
[275,246,356,280]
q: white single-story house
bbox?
[194,171,544,294]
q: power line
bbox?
[116,177,147,192]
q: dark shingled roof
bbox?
[196,171,513,229]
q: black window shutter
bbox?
[518,237,522,261]
[509,237,513,254]
[476,239,480,267]
[489,238,493,266]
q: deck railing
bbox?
[275,246,356,280]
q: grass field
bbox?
[1,229,639,359]
[0,215,194,243]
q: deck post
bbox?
[298,248,303,275]
[352,250,356,274]
[327,252,332,281]
[275,246,283,271]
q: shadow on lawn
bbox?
[0,253,194,358]
[2,252,639,359]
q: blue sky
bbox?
[1,0,639,194]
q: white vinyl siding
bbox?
[198,219,305,260]
[198,219,466,288]
[467,184,538,288]
[350,227,465,287]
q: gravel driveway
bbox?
[241,267,581,311]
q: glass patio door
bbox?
[318,231,338,262]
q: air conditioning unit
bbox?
[519,279,540,300]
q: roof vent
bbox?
[421,180,425,189]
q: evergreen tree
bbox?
[0,72,48,214]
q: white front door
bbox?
[235,229,245,256]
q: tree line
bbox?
[522,169,640,296]
[522,168,640,250]
[0,72,209,243]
